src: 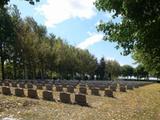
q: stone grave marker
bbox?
[2,87,12,95]
[104,89,114,97]
[43,90,54,101]
[15,88,25,97]
[27,89,38,99]
[60,92,71,104]
[75,93,87,106]
[91,88,100,96]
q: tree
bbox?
[94,0,160,76]
[1,5,98,80]
[121,65,134,79]
[135,65,149,80]
[0,8,14,80]
[96,57,106,80]
[105,60,121,80]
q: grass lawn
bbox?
[0,83,160,120]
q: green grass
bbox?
[0,84,160,120]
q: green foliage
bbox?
[0,8,15,80]
[95,57,106,80]
[105,60,121,80]
[0,6,97,80]
[95,0,160,75]
[121,65,134,78]
[134,65,149,80]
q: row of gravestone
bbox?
[0,82,114,97]
[0,80,152,98]
[0,86,88,106]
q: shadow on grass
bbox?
[56,99,92,108]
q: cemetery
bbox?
[0,0,160,119]
[0,79,159,119]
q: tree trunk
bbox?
[33,66,36,80]
[41,68,44,80]
[24,64,28,80]
[0,42,4,80]
[1,57,4,80]
[13,59,17,80]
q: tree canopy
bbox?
[105,60,121,80]
[0,6,97,80]
[121,65,134,78]
[95,0,160,76]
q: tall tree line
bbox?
[0,6,97,80]
[0,5,155,81]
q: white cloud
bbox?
[36,0,96,27]
[76,33,103,49]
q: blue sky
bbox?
[10,0,136,66]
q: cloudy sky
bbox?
[10,0,136,66]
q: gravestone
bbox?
[11,82,17,87]
[36,84,43,90]
[110,85,117,91]
[134,85,139,88]
[67,86,74,93]
[91,88,100,96]
[45,84,53,91]
[27,89,38,99]
[43,90,54,101]
[127,85,134,90]
[19,83,25,88]
[2,87,12,95]
[60,92,71,104]
[27,83,33,89]
[120,86,126,92]
[4,82,10,86]
[15,88,25,97]
[104,89,113,97]
[79,87,87,94]
[75,94,87,106]
[99,85,106,90]
[56,85,63,92]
